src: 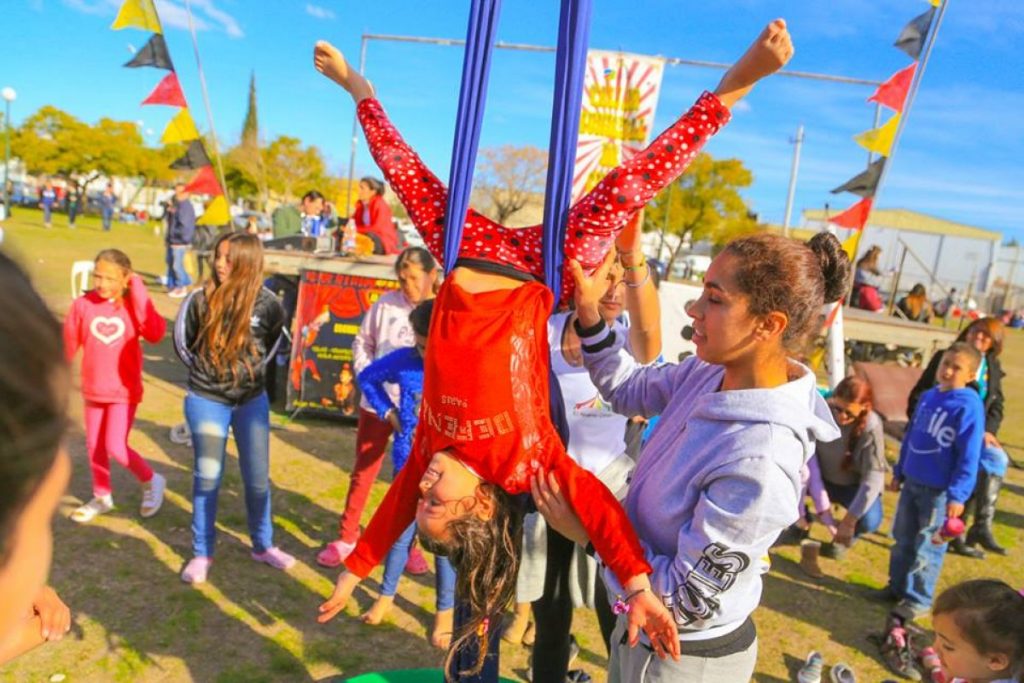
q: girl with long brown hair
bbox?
[173,233,293,584]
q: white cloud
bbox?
[306,3,335,20]
[60,0,243,38]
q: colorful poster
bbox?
[287,269,399,416]
[572,50,666,200]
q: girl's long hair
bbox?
[419,484,522,679]
[196,233,264,383]
[832,376,874,471]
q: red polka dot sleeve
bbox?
[356,91,730,301]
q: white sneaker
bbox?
[140,473,166,518]
[168,287,188,299]
[71,495,114,523]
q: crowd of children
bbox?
[0,15,1020,683]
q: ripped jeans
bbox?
[185,391,273,558]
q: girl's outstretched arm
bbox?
[128,274,166,344]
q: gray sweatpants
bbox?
[607,617,758,683]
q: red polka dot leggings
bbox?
[356,91,730,304]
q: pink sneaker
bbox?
[405,544,430,576]
[252,546,296,570]
[181,557,212,584]
[316,539,356,568]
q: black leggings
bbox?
[531,527,616,682]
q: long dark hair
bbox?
[934,579,1024,682]
[831,376,874,470]
[419,485,522,679]
[0,251,69,565]
[196,233,265,383]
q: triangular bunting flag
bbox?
[831,159,886,198]
[142,72,187,107]
[894,7,936,60]
[169,140,212,170]
[928,0,940,6]
[854,114,901,157]
[161,109,200,144]
[841,232,862,262]
[111,0,162,33]
[829,198,873,231]
[868,63,916,113]
[197,194,231,226]
[124,34,173,70]
[184,166,222,196]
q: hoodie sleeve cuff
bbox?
[575,318,616,353]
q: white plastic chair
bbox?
[71,260,94,299]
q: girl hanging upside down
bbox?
[313,19,795,677]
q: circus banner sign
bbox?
[572,50,666,200]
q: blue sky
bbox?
[3,0,1022,242]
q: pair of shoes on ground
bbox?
[798,651,857,682]
[880,612,924,680]
[181,546,296,585]
[70,473,167,523]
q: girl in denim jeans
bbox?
[173,233,294,584]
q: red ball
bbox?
[943,517,965,536]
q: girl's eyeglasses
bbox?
[829,402,862,421]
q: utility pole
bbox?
[782,124,804,238]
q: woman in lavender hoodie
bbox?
[533,232,850,682]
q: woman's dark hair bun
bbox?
[808,232,851,304]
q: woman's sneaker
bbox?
[798,651,825,683]
[830,663,857,683]
[71,495,114,523]
[140,473,166,518]
[252,547,296,570]
[181,557,212,584]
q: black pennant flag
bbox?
[169,140,212,170]
[831,158,886,198]
[124,34,174,71]
[894,7,936,60]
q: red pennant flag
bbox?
[183,166,222,195]
[141,72,187,107]
[829,198,873,230]
[868,63,916,113]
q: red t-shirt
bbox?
[345,277,651,587]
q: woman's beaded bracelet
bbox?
[624,265,651,289]
[611,588,646,615]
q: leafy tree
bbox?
[476,145,548,225]
[643,153,756,274]
[11,105,171,197]
[263,135,330,202]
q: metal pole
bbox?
[887,244,908,316]
[3,99,10,220]
[344,35,369,218]
[869,0,951,209]
[184,0,229,201]
[1005,244,1020,310]
[782,124,803,238]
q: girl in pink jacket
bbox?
[63,249,167,523]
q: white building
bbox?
[802,208,1004,301]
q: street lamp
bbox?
[2,87,15,221]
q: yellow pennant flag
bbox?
[197,195,231,226]
[161,109,199,144]
[842,231,862,262]
[854,113,901,157]
[928,0,940,6]
[111,0,163,33]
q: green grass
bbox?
[1,208,1021,682]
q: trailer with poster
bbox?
[267,252,399,417]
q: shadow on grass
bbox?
[763,553,890,666]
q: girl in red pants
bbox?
[314,20,794,677]
[63,249,167,523]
